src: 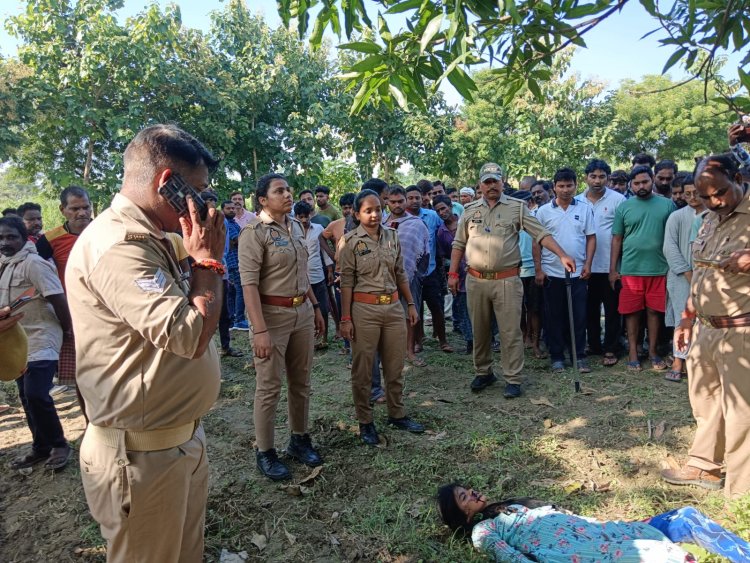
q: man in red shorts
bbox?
[609,165,675,371]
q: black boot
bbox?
[359,422,380,446]
[256,448,291,481]
[387,416,425,433]
[461,340,473,355]
[286,433,323,467]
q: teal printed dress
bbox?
[472,505,693,562]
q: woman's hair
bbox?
[437,483,553,535]
[351,189,380,227]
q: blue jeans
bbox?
[452,292,472,342]
[648,507,750,563]
[543,276,587,363]
[218,279,231,349]
[17,360,67,453]
[228,269,245,324]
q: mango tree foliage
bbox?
[608,74,732,163]
[449,51,614,184]
[277,0,750,114]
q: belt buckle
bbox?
[377,294,392,304]
[482,271,494,280]
[292,295,304,307]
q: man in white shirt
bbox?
[576,159,626,366]
[536,168,596,374]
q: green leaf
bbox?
[446,66,476,101]
[338,41,382,54]
[662,47,687,73]
[386,0,422,15]
[420,13,443,54]
[527,78,542,101]
[349,55,385,73]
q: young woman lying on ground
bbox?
[437,483,750,562]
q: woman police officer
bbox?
[338,189,425,445]
[238,173,325,481]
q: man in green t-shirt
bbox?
[609,165,676,371]
[315,186,342,222]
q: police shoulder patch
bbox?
[134,268,167,294]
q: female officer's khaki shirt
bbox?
[338,224,408,294]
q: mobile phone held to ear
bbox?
[158,173,209,221]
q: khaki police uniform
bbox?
[238,210,314,451]
[66,194,220,563]
[452,196,550,384]
[686,188,750,498]
[338,225,409,423]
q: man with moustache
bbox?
[530,180,551,210]
[66,124,225,561]
[384,186,430,365]
[17,202,44,243]
[576,159,625,366]
[654,160,678,198]
[662,175,704,381]
[662,153,750,497]
[449,163,575,398]
[609,165,675,372]
[36,185,92,389]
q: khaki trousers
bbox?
[686,323,750,497]
[467,275,524,384]
[351,301,406,423]
[253,303,314,451]
[79,425,208,563]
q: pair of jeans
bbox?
[648,507,750,563]
[586,272,621,354]
[452,292,472,342]
[543,276,587,363]
[228,268,245,324]
[16,360,67,454]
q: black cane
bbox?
[565,270,581,393]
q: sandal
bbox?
[406,357,427,368]
[440,343,454,353]
[602,353,618,367]
[44,445,71,470]
[626,360,643,372]
[649,356,668,371]
[534,349,549,359]
[664,370,684,382]
[10,449,49,470]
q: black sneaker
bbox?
[387,416,425,433]
[359,422,380,446]
[286,433,323,467]
[256,449,291,481]
[503,383,522,399]
[470,372,497,392]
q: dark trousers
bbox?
[586,273,621,355]
[228,268,245,324]
[16,360,67,453]
[219,279,231,350]
[452,292,472,342]
[543,276,587,363]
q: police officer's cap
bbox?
[0,323,28,381]
[479,163,504,182]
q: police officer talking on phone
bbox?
[66,124,225,562]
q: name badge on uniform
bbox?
[355,240,371,256]
[269,229,288,246]
[470,210,483,224]
[135,268,167,294]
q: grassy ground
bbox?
[1,328,748,562]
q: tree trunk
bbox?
[83,137,98,215]
[252,117,258,180]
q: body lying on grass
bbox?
[437,483,750,562]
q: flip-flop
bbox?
[440,343,454,353]
[602,353,618,367]
[406,357,427,367]
[664,370,684,382]
[626,360,643,372]
[649,356,668,371]
[44,446,71,470]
